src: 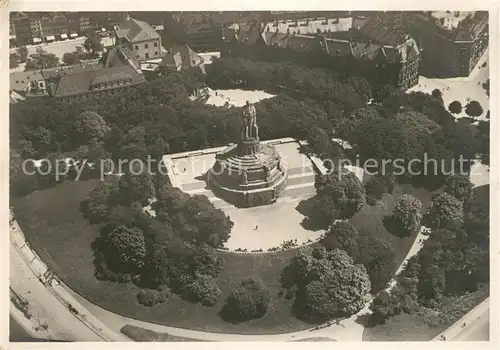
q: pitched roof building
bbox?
[159,44,205,74]
[222,18,420,90]
[48,64,146,101]
[114,16,163,61]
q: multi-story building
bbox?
[404,11,489,77]
[222,18,421,90]
[39,12,70,39]
[114,16,163,61]
[10,12,32,44]
[47,64,147,102]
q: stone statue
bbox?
[241,169,248,185]
[242,100,258,140]
[263,165,270,180]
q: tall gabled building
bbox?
[114,16,163,61]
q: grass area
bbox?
[12,180,436,335]
[120,325,208,342]
[12,180,311,334]
[350,183,436,281]
[362,287,489,341]
[362,186,490,341]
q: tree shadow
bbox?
[382,215,411,238]
[355,312,374,328]
[296,197,327,231]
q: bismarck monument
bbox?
[208,101,288,207]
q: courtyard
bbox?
[205,88,275,107]
[409,48,489,121]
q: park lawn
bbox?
[12,179,437,334]
[350,183,436,283]
[362,185,490,341]
[11,180,312,334]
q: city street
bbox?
[10,36,114,72]
[432,298,489,341]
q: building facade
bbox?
[405,11,489,77]
[221,19,421,90]
[114,17,163,61]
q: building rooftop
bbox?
[51,64,146,97]
[160,44,204,69]
[263,17,356,36]
[115,17,160,43]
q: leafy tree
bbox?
[118,172,155,206]
[307,125,333,157]
[365,174,395,205]
[465,100,484,117]
[444,174,473,203]
[153,185,233,247]
[85,181,118,223]
[16,46,29,62]
[137,288,169,306]
[431,88,443,100]
[74,111,110,144]
[222,278,270,322]
[188,244,224,278]
[313,170,365,225]
[183,274,221,306]
[62,51,82,65]
[295,249,371,320]
[448,100,462,114]
[423,193,464,229]
[105,225,147,273]
[357,230,396,292]
[355,117,422,165]
[391,194,422,233]
[322,221,359,258]
[83,31,104,58]
[10,53,20,69]
[336,107,379,144]
[24,48,59,70]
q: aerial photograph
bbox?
[8,10,490,343]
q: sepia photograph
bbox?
[5,6,494,345]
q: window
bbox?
[145,53,149,59]
[16,81,19,83]
[144,43,148,49]
[135,45,139,50]
[154,42,158,47]
[154,51,158,56]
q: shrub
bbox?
[183,274,221,306]
[137,288,169,306]
[221,278,270,322]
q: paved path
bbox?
[432,298,489,342]
[9,219,127,341]
[10,244,102,341]
[10,214,430,342]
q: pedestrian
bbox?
[255,225,259,230]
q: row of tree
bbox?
[370,175,489,324]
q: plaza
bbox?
[163,138,323,251]
[409,48,489,121]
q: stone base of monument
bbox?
[207,166,288,208]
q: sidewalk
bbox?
[431,298,489,341]
[10,220,127,341]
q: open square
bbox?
[163,138,321,251]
